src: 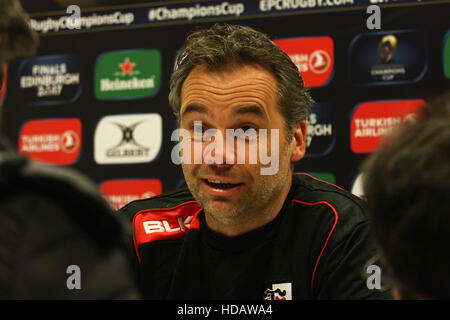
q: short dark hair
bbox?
[0,0,39,95]
[169,23,314,140]
[362,91,450,299]
[0,0,38,62]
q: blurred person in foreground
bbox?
[0,0,140,299]
[362,91,450,299]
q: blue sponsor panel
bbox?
[305,103,335,158]
[348,30,428,85]
[17,54,82,106]
[28,1,440,34]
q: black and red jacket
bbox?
[118,173,391,300]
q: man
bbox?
[0,0,140,299]
[362,91,450,300]
[119,23,390,299]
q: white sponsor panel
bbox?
[94,113,162,164]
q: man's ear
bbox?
[290,120,307,163]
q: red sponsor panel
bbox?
[18,118,82,165]
[273,36,334,88]
[0,64,7,105]
[350,99,426,153]
[100,178,163,210]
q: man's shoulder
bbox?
[291,173,367,225]
[118,187,199,222]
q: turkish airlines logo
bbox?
[94,113,162,164]
[100,178,162,210]
[273,36,334,88]
[18,118,82,165]
[350,99,426,154]
[309,50,331,74]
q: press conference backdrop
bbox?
[2,0,450,210]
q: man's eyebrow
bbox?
[180,104,267,120]
[232,105,267,120]
[180,104,209,118]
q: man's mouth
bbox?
[204,179,243,190]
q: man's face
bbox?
[179,63,306,235]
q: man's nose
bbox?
[202,129,236,167]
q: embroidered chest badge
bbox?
[264,282,292,300]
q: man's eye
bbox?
[240,125,257,132]
[193,124,205,134]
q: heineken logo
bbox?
[94,49,161,100]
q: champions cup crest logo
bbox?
[349,30,427,85]
[377,35,397,64]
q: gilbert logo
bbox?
[273,36,334,88]
[94,113,162,164]
[350,99,426,153]
[94,49,161,100]
[100,178,162,210]
[18,118,82,165]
